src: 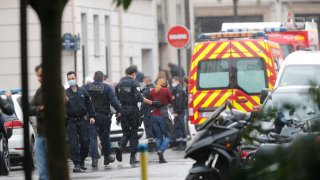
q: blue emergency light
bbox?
[198,31,265,40]
[264,27,287,32]
[0,88,23,95]
[227,28,249,32]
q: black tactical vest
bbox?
[88,83,108,111]
[116,79,136,106]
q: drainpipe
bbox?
[119,7,125,77]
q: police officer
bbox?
[115,66,159,164]
[84,71,122,167]
[66,71,95,173]
[171,76,187,150]
[140,76,156,151]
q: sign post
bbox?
[62,33,80,73]
[167,25,190,80]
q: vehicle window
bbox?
[280,44,294,58]
[198,60,229,89]
[235,58,267,94]
[279,65,320,87]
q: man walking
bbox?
[140,76,156,151]
[66,71,95,172]
[29,64,49,180]
[115,66,156,164]
[171,76,187,150]
[84,71,122,166]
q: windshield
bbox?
[198,60,229,89]
[280,44,294,58]
[260,90,319,122]
[278,65,320,87]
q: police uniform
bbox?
[84,80,122,165]
[172,83,187,150]
[115,76,143,163]
[66,86,95,169]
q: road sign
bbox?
[167,25,190,49]
[62,33,80,50]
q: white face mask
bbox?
[172,83,178,88]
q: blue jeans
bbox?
[35,135,49,180]
[151,116,170,153]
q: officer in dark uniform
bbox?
[171,76,187,150]
[66,71,95,173]
[140,76,156,151]
[115,66,159,164]
[84,71,122,167]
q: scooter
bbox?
[184,101,251,180]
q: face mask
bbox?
[172,83,178,88]
[68,80,77,86]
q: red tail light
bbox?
[4,120,23,129]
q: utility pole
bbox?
[185,0,191,75]
[233,0,239,22]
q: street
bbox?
[1,149,193,180]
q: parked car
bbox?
[1,94,36,168]
[109,114,145,148]
[275,50,320,88]
[258,86,319,136]
[0,110,10,175]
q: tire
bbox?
[30,138,36,170]
[186,173,219,180]
[0,135,10,176]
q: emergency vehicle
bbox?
[188,31,284,125]
[222,21,319,57]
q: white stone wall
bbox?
[0,0,159,94]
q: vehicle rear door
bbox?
[193,41,232,124]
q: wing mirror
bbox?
[260,88,270,104]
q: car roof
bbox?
[283,51,320,66]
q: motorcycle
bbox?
[184,101,252,180]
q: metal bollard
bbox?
[138,144,148,180]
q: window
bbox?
[94,15,100,56]
[278,65,320,87]
[280,44,294,58]
[234,58,267,94]
[198,60,229,89]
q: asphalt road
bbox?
[1,149,193,180]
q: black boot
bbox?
[172,141,181,151]
[104,155,115,165]
[178,141,186,151]
[115,147,122,162]
[91,158,98,167]
[157,151,167,164]
[80,161,87,170]
[73,164,81,172]
[130,154,139,164]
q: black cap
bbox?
[125,66,137,75]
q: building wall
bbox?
[0,0,159,93]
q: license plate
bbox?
[201,111,214,118]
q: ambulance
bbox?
[188,31,284,125]
[222,21,319,57]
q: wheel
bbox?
[0,135,10,176]
[22,137,36,171]
[30,137,36,170]
[186,173,219,180]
